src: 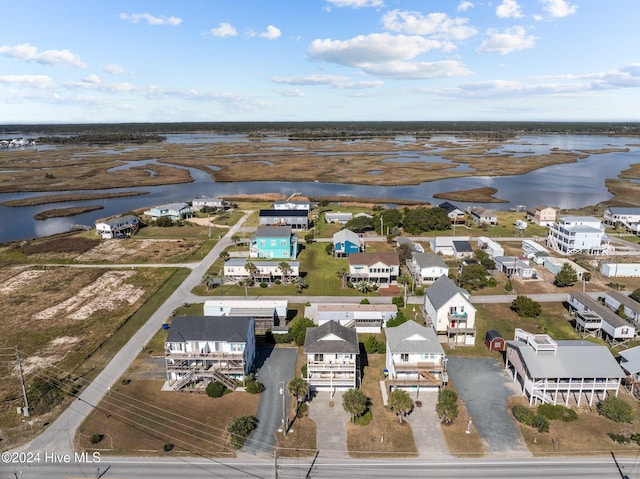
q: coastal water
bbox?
[0,134,638,243]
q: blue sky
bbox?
[1,0,638,123]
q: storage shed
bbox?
[485,330,505,352]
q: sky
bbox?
[1,0,639,123]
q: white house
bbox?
[567,292,635,343]
[192,197,229,211]
[437,201,466,224]
[547,216,609,255]
[601,263,640,278]
[304,303,397,333]
[385,321,447,391]
[304,320,359,393]
[348,252,400,284]
[223,258,300,283]
[493,256,537,279]
[273,199,311,211]
[429,236,474,259]
[604,291,640,327]
[526,205,558,226]
[469,207,498,225]
[543,257,587,281]
[164,315,255,391]
[95,214,139,239]
[204,299,288,334]
[145,202,193,221]
[478,237,504,259]
[325,212,353,224]
[424,275,476,345]
[522,239,550,264]
[505,328,624,407]
[619,346,640,395]
[603,207,640,228]
[407,252,449,284]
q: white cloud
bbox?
[82,74,101,84]
[496,0,524,19]
[358,60,472,79]
[325,0,383,8]
[210,23,237,38]
[119,13,182,26]
[0,43,86,69]
[309,33,450,67]
[381,10,477,41]
[0,74,56,89]
[259,25,282,40]
[103,64,130,75]
[276,88,305,97]
[458,1,474,12]
[540,0,577,18]
[271,74,383,89]
[476,26,536,54]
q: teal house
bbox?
[250,226,298,259]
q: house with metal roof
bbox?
[407,252,449,284]
[192,196,229,211]
[164,315,255,391]
[304,302,397,333]
[478,237,504,259]
[429,236,474,259]
[604,291,640,327]
[568,292,635,344]
[144,202,193,221]
[505,328,625,407]
[273,199,311,211]
[604,206,640,229]
[95,214,139,239]
[304,320,359,393]
[259,209,308,230]
[332,229,364,257]
[493,256,537,279]
[547,216,609,255]
[424,275,476,345]
[619,345,640,396]
[204,299,288,334]
[250,226,298,259]
[385,321,447,391]
[325,211,353,224]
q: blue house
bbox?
[332,229,363,257]
[250,226,298,259]
[144,202,192,221]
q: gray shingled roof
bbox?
[333,229,360,245]
[413,252,447,269]
[348,252,399,267]
[425,275,470,310]
[507,339,625,379]
[253,225,293,238]
[167,315,252,343]
[304,320,359,354]
[385,321,444,355]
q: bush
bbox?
[609,433,632,444]
[392,296,405,308]
[227,415,257,449]
[363,335,385,354]
[360,298,370,304]
[597,396,635,423]
[538,404,578,422]
[274,332,292,344]
[163,443,174,452]
[510,295,542,318]
[259,282,268,288]
[298,402,309,417]
[355,409,373,426]
[90,434,104,445]
[206,381,226,398]
[512,404,535,425]
[531,414,549,433]
[274,279,281,285]
[245,374,265,394]
[414,287,424,296]
[301,364,308,378]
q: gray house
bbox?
[259,209,309,230]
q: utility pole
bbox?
[15,346,29,417]
[274,448,279,479]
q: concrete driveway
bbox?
[447,357,530,456]
[404,390,450,459]
[309,391,349,458]
[243,346,297,456]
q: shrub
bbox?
[301,364,308,378]
[597,396,635,423]
[531,414,549,433]
[360,298,370,304]
[206,381,226,398]
[245,375,265,394]
[274,332,292,344]
[274,279,281,285]
[510,295,542,318]
[259,282,268,288]
[355,409,373,426]
[363,335,385,354]
[414,287,424,296]
[538,404,578,422]
[227,415,257,449]
[609,433,632,444]
[512,404,535,425]
[298,402,309,417]
[90,434,104,445]
[392,296,405,308]
[163,443,174,452]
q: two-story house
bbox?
[332,229,364,257]
[603,206,640,228]
[325,212,353,224]
[259,209,309,230]
[424,275,476,345]
[273,199,311,211]
[385,321,447,391]
[223,258,300,283]
[145,202,193,221]
[95,214,139,239]
[407,252,449,284]
[348,252,400,284]
[526,205,558,226]
[304,320,359,393]
[250,226,298,259]
[469,207,498,226]
[192,196,229,211]
[437,201,466,224]
[164,315,255,391]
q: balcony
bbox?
[165,350,244,361]
[393,360,444,373]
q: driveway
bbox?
[447,357,530,456]
[404,390,450,459]
[243,346,297,456]
[309,391,349,458]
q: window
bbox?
[314,353,324,362]
[281,240,287,246]
[270,240,276,246]
[401,353,409,362]
[230,343,245,352]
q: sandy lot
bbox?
[75,238,203,263]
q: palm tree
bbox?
[278,261,292,283]
[244,261,257,285]
[219,250,230,262]
[388,389,413,424]
[287,377,309,414]
[342,388,368,423]
[231,234,240,246]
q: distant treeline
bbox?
[2,121,640,137]
[36,133,165,145]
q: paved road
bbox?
[16,211,254,456]
[243,347,297,456]
[1,455,636,478]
